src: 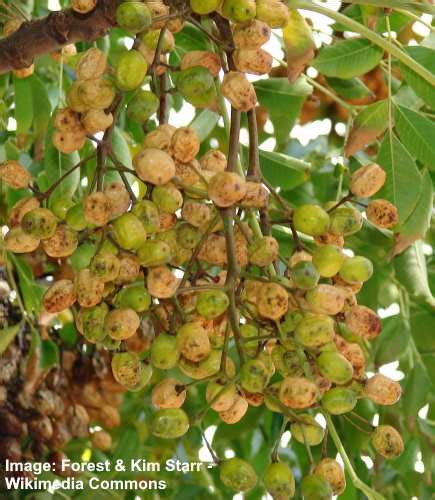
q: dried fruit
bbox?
[350,164,386,198]
[366,199,398,228]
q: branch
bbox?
[0,0,117,75]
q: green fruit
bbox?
[21,208,57,239]
[177,66,214,98]
[329,207,362,236]
[128,363,153,392]
[112,213,147,250]
[280,310,304,335]
[141,30,174,52]
[99,238,119,256]
[264,381,283,413]
[82,303,108,343]
[132,200,160,232]
[190,0,221,15]
[312,245,344,277]
[339,256,373,284]
[111,352,142,388]
[221,0,256,23]
[70,242,96,271]
[100,336,121,350]
[316,351,353,385]
[240,323,260,356]
[115,283,151,312]
[152,184,183,213]
[185,85,218,108]
[291,261,320,290]
[263,462,295,499]
[240,359,269,393]
[127,91,159,123]
[176,223,201,250]
[179,349,235,380]
[115,50,148,91]
[90,253,120,282]
[150,334,179,370]
[137,240,172,267]
[66,203,89,231]
[271,345,302,377]
[301,474,333,500]
[151,408,189,439]
[248,236,278,267]
[293,205,330,236]
[196,290,229,319]
[156,229,192,266]
[321,387,357,415]
[294,314,335,348]
[51,196,74,220]
[291,415,324,446]
[116,1,151,33]
[219,457,257,492]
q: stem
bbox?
[271,417,288,462]
[221,208,245,364]
[38,154,94,201]
[158,73,169,124]
[324,412,385,500]
[188,16,229,50]
[293,0,435,87]
[305,75,357,114]
[178,214,219,290]
[199,425,220,464]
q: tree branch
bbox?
[0,0,117,75]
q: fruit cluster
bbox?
[0,0,403,497]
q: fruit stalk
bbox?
[324,412,386,500]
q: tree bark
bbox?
[0,0,117,75]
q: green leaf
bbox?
[44,125,81,199]
[254,77,312,146]
[258,149,311,190]
[394,105,435,169]
[403,363,431,418]
[171,25,209,65]
[373,315,410,365]
[313,38,383,79]
[112,426,141,465]
[325,76,373,100]
[377,133,422,225]
[400,46,435,110]
[411,309,435,354]
[0,323,22,355]
[14,76,34,134]
[40,339,59,370]
[8,253,44,314]
[190,109,219,141]
[31,75,52,139]
[394,242,435,307]
[106,126,132,185]
[396,169,432,238]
